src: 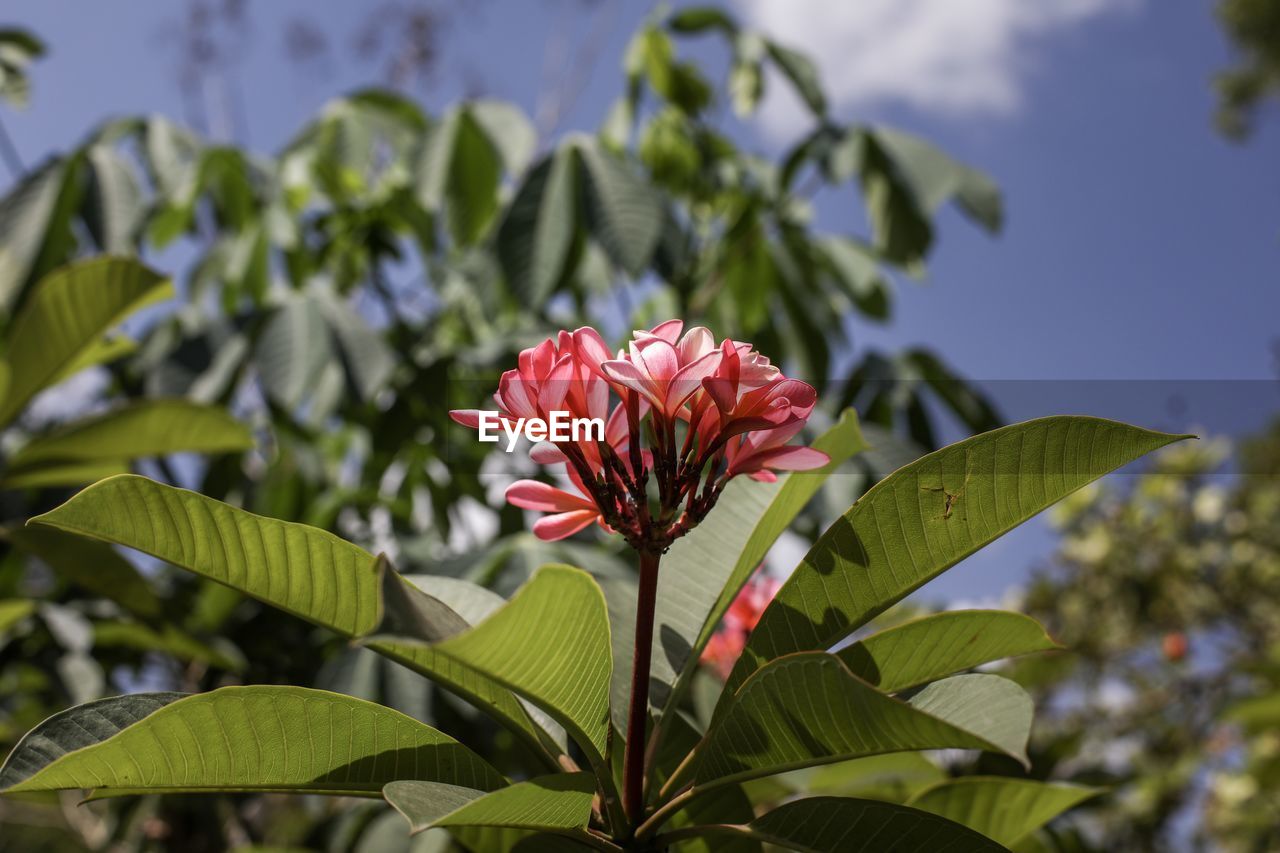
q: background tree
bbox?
[1013,421,1280,851]
[0,4,1008,850]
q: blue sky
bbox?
[3,0,1276,599]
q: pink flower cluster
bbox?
[701,570,781,679]
[450,321,827,548]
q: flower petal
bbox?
[505,479,593,513]
[533,509,600,541]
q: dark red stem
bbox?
[623,548,661,828]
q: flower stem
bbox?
[623,547,661,828]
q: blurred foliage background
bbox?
[0,1,1277,851]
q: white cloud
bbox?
[737,0,1135,134]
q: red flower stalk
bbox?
[449,321,826,829]
[450,321,828,552]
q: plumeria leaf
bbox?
[497,144,581,303]
[837,610,1061,694]
[625,410,864,735]
[907,777,1103,847]
[384,772,596,837]
[29,477,563,766]
[663,796,1010,852]
[0,257,171,426]
[722,417,1191,702]
[0,686,504,797]
[0,693,184,790]
[384,566,613,778]
[577,138,664,277]
[30,474,381,636]
[684,655,1031,793]
[2,400,252,487]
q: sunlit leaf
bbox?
[688,655,1031,792]
[837,610,1061,694]
[384,772,595,836]
[908,777,1102,847]
[724,417,1191,700]
[29,477,561,765]
[3,400,252,485]
[0,257,171,426]
[0,686,504,797]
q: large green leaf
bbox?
[254,293,333,409]
[685,655,1031,793]
[0,693,183,789]
[837,610,1061,694]
[496,145,580,303]
[907,777,1102,847]
[0,686,504,797]
[29,477,563,766]
[31,474,380,636]
[3,400,252,486]
[419,565,612,769]
[724,417,1190,698]
[577,139,663,277]
[661,796,1009,852]
[447,109,503,246]
[0,257,172,426]
[384,772,595,836]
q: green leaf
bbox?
[908,777,1102,847]
[469,100,536,176]
[422,565,612,770]
[29,477,561,765]
[837,610,1061,694]
[84,145,144,254]
[0,159,67,313]
[0,459,129,490]
[0,693,184,789]
[496,145,581,303]
[766,41,826,115]
[0,686,504,797]
[577,139,664,277]
[663,796,1010,852]
[0,257,172,426]
[4,524,162,619]
[688,655,1031,792]
[446,109,503,246]
[384,772,595,836]
[315,291,396,401]
[30,474,382,637]
[725,417,1191,697]
[631,411,865,736]
[0,599,35,635]
[254,293,333,409]
[3,400,253,484]
[871,128,1002,233]
[819,237,892,321]
[91,620,245,670]
[668,8,737,34]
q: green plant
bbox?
[0,257,255,821]
[0,314,1187,852]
